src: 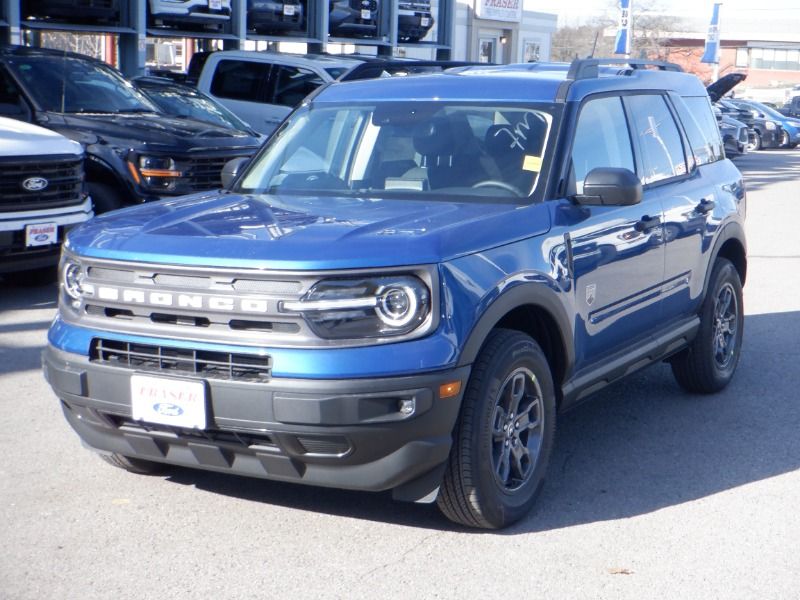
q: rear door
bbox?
[204,58,277,135]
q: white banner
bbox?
[475,0,522,23]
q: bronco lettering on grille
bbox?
[91,286,272,313]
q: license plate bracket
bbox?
[131,374,207,429]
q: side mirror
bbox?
[573,167,642,207]
[221,156,250,189]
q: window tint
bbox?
[210,60,270,102]
[626,95,688,185]
[271,66,324,108]
[570,96,634,194]
[678,96,724,164]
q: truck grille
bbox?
[181,153,253,192]
[91,338,272,381]
[0,154,84,212]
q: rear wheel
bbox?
[99,453,167,475]
[670,258,743,393]
[437,329,556,529]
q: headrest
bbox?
[412,118,454,156]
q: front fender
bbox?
[455,279,574,373]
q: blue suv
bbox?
[43,58,747,529]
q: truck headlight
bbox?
[282,275,432,339]
[130,155,182,191]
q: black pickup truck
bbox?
[0,45,261,213]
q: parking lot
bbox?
[2,147,799,599]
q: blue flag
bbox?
[614,0,632,56]
[701,3,722,64]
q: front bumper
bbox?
[0,198,93,274]
[43,345,468,497]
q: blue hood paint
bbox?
[66,191,552,270]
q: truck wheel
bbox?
[99,452,166,475]
[670,258,743,394]
[88,182,124,214]
[437,329,556,529]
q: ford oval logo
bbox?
[153,402,184,417]
[22,177,48,192]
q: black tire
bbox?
[437,329,556,529]
[670,258,743,394]
[88,182,124,214]
[747,131,762,152]
[99,452,167,475]
[780,130,791,148]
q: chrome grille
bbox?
[0,154,84,212]
[92,338,272,381]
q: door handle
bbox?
[695,198,716,214]
[634,215,661,232]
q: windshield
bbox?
[747,100,784,120]
[140,84,253,132]
[238,102,554,200]
[8,55,158,114]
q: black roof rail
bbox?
[554,57,683,102]
[338,60,483,82]
[566,57,683,81]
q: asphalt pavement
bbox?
[2,148,799,599]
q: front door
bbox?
[564,94,666,371]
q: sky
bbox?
[528,0,800,24]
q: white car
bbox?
[0,117,92,279]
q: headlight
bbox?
[282,275,431,339]
[60,257,91,311]
[765,121,777,130]
[130,155,183,191]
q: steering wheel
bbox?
[471,179,523,196]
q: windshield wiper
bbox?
[114,108,158,114]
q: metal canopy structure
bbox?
[0,0,454,76]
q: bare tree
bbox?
[551,1,684,62]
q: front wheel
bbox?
[780,130,791,148]
[99,452,167,475]
[746,131,762,152]
[670,258,744,393]
[437,329,556,529]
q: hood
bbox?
[0,116,81,157]
[66,191,551,270]
[45,112,261,150]
[707,72,747,103]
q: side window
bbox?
[681,96,724,163]
[570,96,634,194]
[271,66,324,108]
[625,94,688,185]
[209,60,270,102]
[0,67,30,120]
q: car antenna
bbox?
[588,32,599,58]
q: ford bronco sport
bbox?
[43,59,746,529]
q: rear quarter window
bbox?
[677,95,724,165]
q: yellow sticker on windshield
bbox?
[523,155,542,172]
